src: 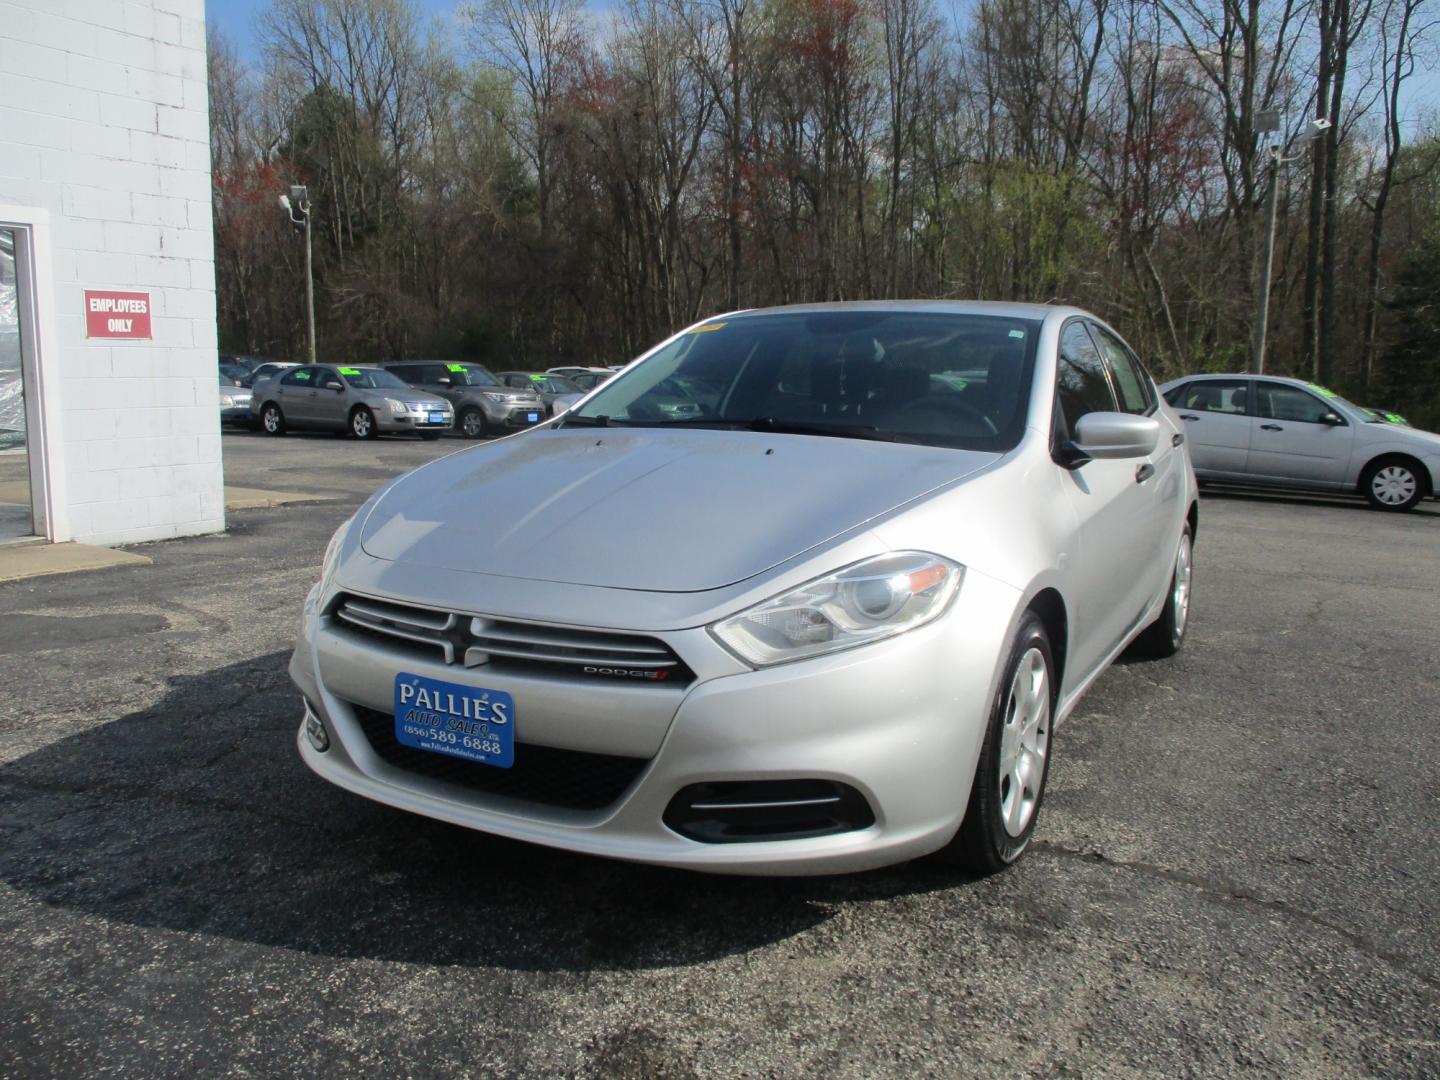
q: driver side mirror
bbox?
[1320,411,1345,426]
[1072,412,1161,460]
[323,380,344,391]
[437,376,452,387]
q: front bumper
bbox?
[378,409,453,433]
[290,571,1020,875]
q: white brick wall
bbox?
[0,0,222,546]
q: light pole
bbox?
[278,185,316,365]
[1250,113,1331,375]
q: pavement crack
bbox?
[1033,840,1440,994]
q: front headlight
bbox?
[481,391,517,403]
[318,513,355,596]
[219,394,236,408]
[710,552,963,667]
[385,398,410,413]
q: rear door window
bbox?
[1089,325,1155,415]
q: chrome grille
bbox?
[330,593,690,683]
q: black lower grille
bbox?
[350,705,647,811]
[663,780,876,843]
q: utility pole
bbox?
[1251,110,1281,375]
[1249,112,1331,376]
[279,185,316,364]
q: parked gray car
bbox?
[1159,373,1440,511]
[292,302,1197,876]
[497,371,584,417]
[253,364,453,439]
[382,360,545,439]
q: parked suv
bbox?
[383,361,545,439]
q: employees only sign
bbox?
[85,290,152,339]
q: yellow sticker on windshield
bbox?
[447,364,465,372]
[688,322,726,334]
[338,367,360,375]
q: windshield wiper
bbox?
[559,414,610,427]
[737,417,897,442]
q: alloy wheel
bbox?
[1172,533,1193,637]
[352,410,373,438]
[997,647,1050,837]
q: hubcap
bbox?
[998,647,1050,838]
[264,409,279,432]
[1172,535,1193,637]
[463,412,483,437]
[353,412,371,437]
[1372,465,1417,505]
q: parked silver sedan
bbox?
[292,303,1196,875]
[1159,374,1440,511]
[218,377,253,425]
[253,364,453,439]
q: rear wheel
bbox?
[1361,457,1425,512]
[260,403,285,436]
[934,612,1055,873]
[1131,524,1193,658]
[459,407,488,439]
[349,407,377,440]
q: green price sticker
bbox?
[338,367,360,375]
[1384,412,1407,424]
[530,374,546,381]
[294,370,310,381]
[447,364,466,372]
[1308,382,1337,398]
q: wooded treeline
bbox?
[209,0,1440,419]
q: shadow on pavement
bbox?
[0,652,973,972]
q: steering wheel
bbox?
[886,396,999,438]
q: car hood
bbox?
[358,388,449,406]
[360,427,996,592]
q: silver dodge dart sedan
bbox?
[291,302,1197,875]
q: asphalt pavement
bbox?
[1,429,1437,1078]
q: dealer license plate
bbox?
[527,412,540,423]
[393,672,514,768]
[428,411,446,424]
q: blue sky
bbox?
[204,0,461,60]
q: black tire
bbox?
[259,403,286,436]
[1360,456,1425,512]
[349,406,378,440]
[458,407,489,439]
[934,612,1056,873]
[1131,524,1193,659]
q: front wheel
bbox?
[1131,524,1193,658]
[259,403,285,436]
[458,407,488,439]
[349,407,377,440]
[934,612,1055,873]
[1361,458,1425,512]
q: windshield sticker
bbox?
[1308,383,1337,398]
[529,374,545,381]
[688,322,726,334]
[1383,412,1407,424]
[1008,329,1025,339]
[447,363,466,372]
[294,370,310,380]
[338,367,360,375]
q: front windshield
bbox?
[568,310,1041,451]
[540,375,581,394]
[444,363,500,387]
[340,368,407,390]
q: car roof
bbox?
[708,299,1080,322]
[1158,373,1319,389]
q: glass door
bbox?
[0,226,35,541]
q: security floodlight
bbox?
[1310,117,1333,135]
[1255,108,1282,133]
[278,193,291,211]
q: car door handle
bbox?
[1179,414,1199,421]
[1172,433,1185,447]
[1260,423,1282,431]
[1136,463,1155,483]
